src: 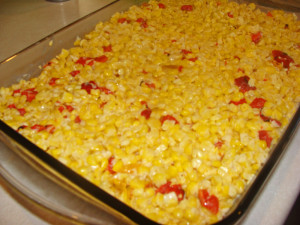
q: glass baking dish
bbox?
[0,0,299,224]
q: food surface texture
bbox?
[0,0,299,224]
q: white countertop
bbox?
[0,0,300,225]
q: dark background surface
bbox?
[284,191,300,225]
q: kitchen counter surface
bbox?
[0,1,299,225]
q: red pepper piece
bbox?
[43,61,52,68]
[49,78,59,86]
[251,31,262,44]
[74,116,81,123]
[76,57,88,65]
[18,108,26,116]
[234,76,256,93]
[107,156,116,174]
[21,88,38,102]
[227,12,234,18]
[250,98,266,109]
[160,115,179,125]
[272,50,294,69]
[181,5,193,11]
[58,105,65,113]
[70,70,80,77]
[100,102,107,108]
[156,181,185,201]
[94,55,108,63]
[158,3,166,9]
[260,112,282,127]
[181,49,192,55]
[178,65,183,72]
[66,105,74,112]
[188,57,198,62]
[102,45,112,52]
[229,98,247,105]
[140,101,148,106]
[214,140,224,149]
[259,130,272,148]
[45,125,55,134]
[237,68,245,73]
[8,104,16,109]
[267,12,273,17]
[98,86,113,95]
[198,189,219,214]
[81,81,98,94]
[12,89,21,96]
[118,18,129,24]
[31,124,46,132]
[141,108,152,120]
[145,82,156,89]
[136,18,148,28]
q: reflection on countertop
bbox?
[0,0,115,62]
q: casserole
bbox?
[0,0,298,224]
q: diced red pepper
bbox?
[181,5,193,11]
[160,115,179,125]
[8,104,16,109]
[237,68,245,73]
[49,77,59,86]
[66,105,74,112]
[31,124,46,132]
[94,55,108,63]
[102,45,112,52]
[118,18,129,24]
[198,189,219,214]
[107,156,116,174]
[145,82,156,89]
[100,102,107,108]
[267,12,273,17]
[234,76,256,93]
[158,3,166,9]
[43,61,52,68]
[188,57,198,62]
[250,98,266,109]
[12,89,21,96]
[70,70,80,77]
[21,88,38,102]
[76,57,88,66]
[227,12,234,18]
[74,116,81,123]
[272,50,294,69]
[181,49,192,55]
[140,101,148,106]
[58,105,65,113]
[178,65,183,72]
[251,31,262,44]
[98,86,113,95]
[156,181,185,201]
[81,81,98,94]
[215,140,224,149]
[141,108,152,120]
[18,108,26,116]
[260,112,282,127]
[136,18,148,28]
[229,98,247,105]
[45,124,55,134]
[259,130,272,148]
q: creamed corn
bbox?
[0,0,299,224]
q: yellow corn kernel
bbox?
[62,92,73,103]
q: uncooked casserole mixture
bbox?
[0,0,299,224]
